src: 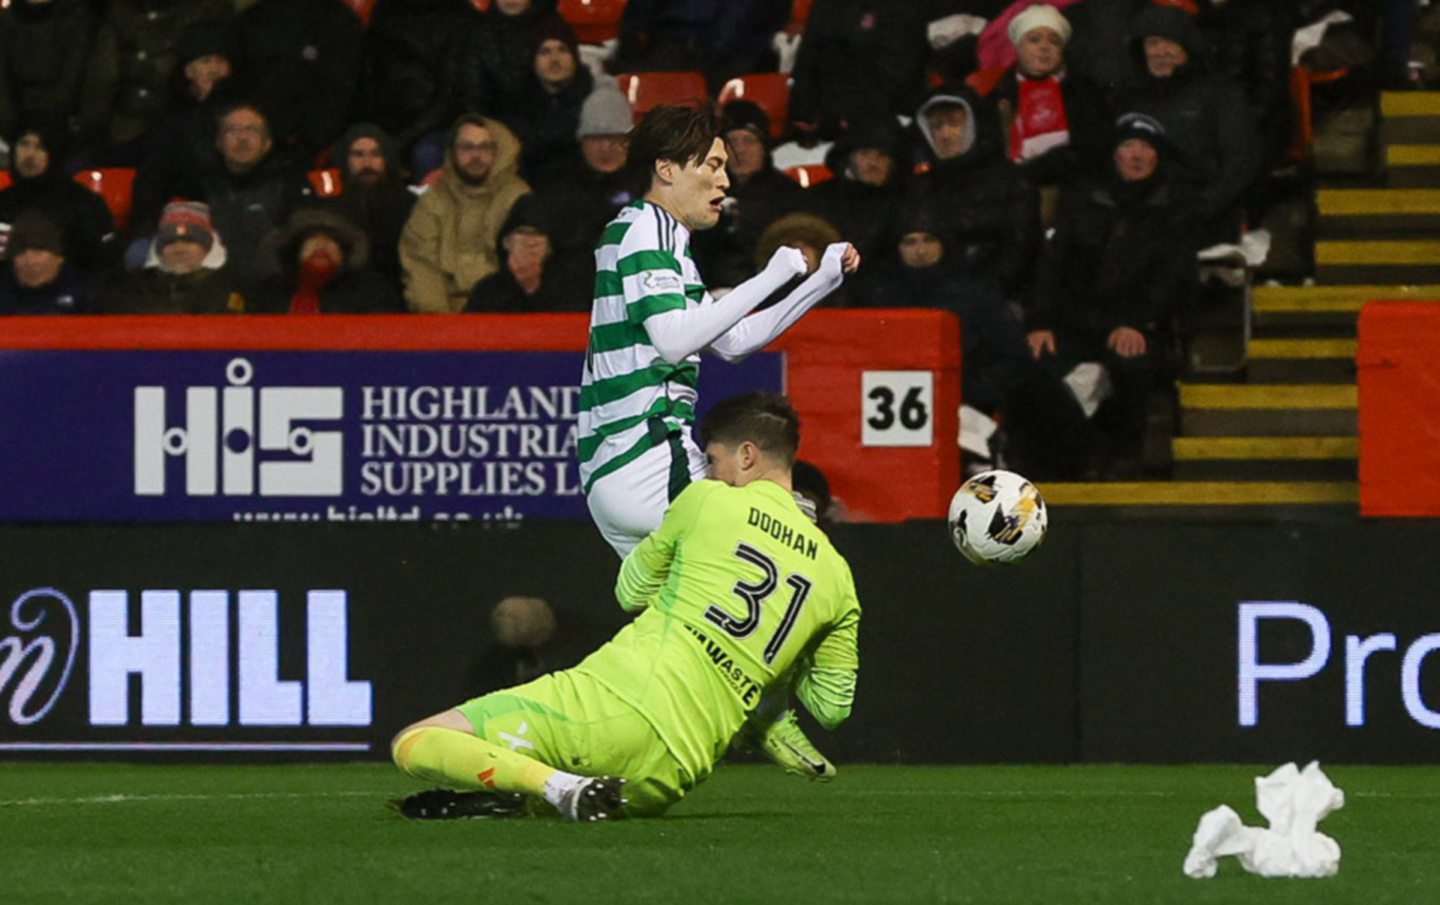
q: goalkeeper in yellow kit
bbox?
[391,393,861,820]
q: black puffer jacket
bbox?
[356,0,467,150]
[0,127,118,272]
[789,0,929,138]
[1117,6,1260,225]
[239,0,365,158]
[0,0,96,144]
[1063,0,1150,94]
[79,0,234,148]
[510,64,595,182]
[100,265,243,314]
[1028,171,1195,337]
[201,154,312,292]
[1197,0,1294,165]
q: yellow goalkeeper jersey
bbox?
[572,478,861,784]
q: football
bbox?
[947,470,1048,566]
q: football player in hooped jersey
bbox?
[392,393,861,820]
[579,104,859,780]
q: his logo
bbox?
[0,589,79,726]
[134,357,344,497]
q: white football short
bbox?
[586,433,707,558]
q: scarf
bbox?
[289,252,339,314]
[1010,74,1071,163]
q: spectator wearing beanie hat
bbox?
[985,4,1110,194]
[101,200,245,314]
[466,193,591,313]
[0,211,97,315]
[1011,110,1195,481]
[526,80,636,260]
[511,18,595,183]
[691,100,802,289]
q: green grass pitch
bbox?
[2,762,1436,904]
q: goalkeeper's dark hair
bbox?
[627,103,721,193]
[699,392,800,467]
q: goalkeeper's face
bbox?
[666,138,731,232]
[705,440,747,487]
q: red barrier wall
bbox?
[0,312,960,522]
[1358,301,1440,516]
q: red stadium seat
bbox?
[308,167,344,197]
[73,168,136,231]
[0,171,10,192]
[342,0,380,26]
[718,74,792,140]
[617,71,709,116]
[559,0,626,44]
[1289,65,1351,163]
[783,164,833,189]
[785,0,814,35]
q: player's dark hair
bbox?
[627,103,721,192]
[699,392,800,467]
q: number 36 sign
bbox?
[861,371,934,447]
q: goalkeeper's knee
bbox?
[391,725,431,777]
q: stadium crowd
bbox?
[0,0,1403,478]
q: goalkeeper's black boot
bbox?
[391,788,527,820]
[557,776,628,822]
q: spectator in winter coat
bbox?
[691,100,803,289]
[1196,0,1294,173]
[856,199,1031,415]
[446,0,567,127]
[0,212,97,315]
[355,0,467,161]
[615,0,790,92]
[200,102,312,295]
[78,0,234,161]
[101,200,244,314]
[0,0,97,149]
[908,83,1041,298]
[249,203,403,314]
[130,16,248,240]
[400,114,531,313]
[1009,113,1196,480]
[1118,4,1259,246]
[789,0,930,141]
[333,122,415,282]
[987,5,1111,191]
[528,80,637,260]
[510,18,594,183]
[465,193,590,313]
[800,118,907,265]
[239,0,365,161]
[0,122,118,274]
[1063,0,1150,95]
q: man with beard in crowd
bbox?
[333,122,415,282]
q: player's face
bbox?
[668,138,730,232]
[705,441,744,486]
[1015,27,1065,79]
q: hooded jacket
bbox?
[446,0,564,124]
[465,193,591,314]
[355,0,466,149]
[1117,5,1259,226]
[334,123,415,282]
[908,85,1040,295]
[400,116,531,313]
[250,204,403,314]
[0,124,118,273]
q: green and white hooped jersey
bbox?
[580,201,709,494]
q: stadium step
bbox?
[1380,91,1440,144]
[1178,383,1356,437]
[1245,338,1355,382]
[1314,239,1440,284]
[1251,283,1440,327]
[1170,436,1357,481]
[1385,144,1440,187]
[1316,188,1440,234]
